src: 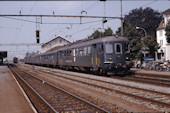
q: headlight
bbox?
[108,58,112,61]
[126,57,129,60]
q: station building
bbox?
[156,8,170,61]
[41,35,71,53]
[0,51,7,64]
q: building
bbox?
[41,36,71,53]
[156,8,170,61]
[0,51,7,64]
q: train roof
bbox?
[26,36,128,58]
[58,36,129,51]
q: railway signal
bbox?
[36,30,40,43]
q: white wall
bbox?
[166,44,170,61]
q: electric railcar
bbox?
[13,57,18,63]
[25,36,132,75]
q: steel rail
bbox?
[48,69,170,97]
[135,72,170,79]
[118,76,170,87]
[8,65,57,113]
[26,66,170,108]
[21,64,170,97]
[44,70,170,108]
[15,65,110,113]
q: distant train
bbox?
[13,57,18,63]
[0,57,3,64]
[25,36,132,75]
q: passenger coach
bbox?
[57,36,132,75]
[25,36,132,75]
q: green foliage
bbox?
[116,7,162,60]
[89,27,113,39]
[142,36,159,58]
[124,7,163,37]
[165,21,170,43]
[89,30,101,38]
[116,21,142,59]
[104,27,113,36]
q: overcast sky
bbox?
[0,0,169,60]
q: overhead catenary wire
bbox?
[1,16,115,25]
[0,26,21,29]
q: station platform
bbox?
[131,68,170,76]
[0,65,35,113]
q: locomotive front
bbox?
[103,37,132,74]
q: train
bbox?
[24,36,132,75]
[13,57,18,63]
[0,57,3,64]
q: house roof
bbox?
[162,8,170,15]
[42,36,71,47]
[45,46,62,52]
[157,19,165,30]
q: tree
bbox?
[142,36,159,58]
[89,30,101,39]
[89,27,113,39]
[165,20,170,43]
[124,7,163,37]
[116,21,142,59]
[116,7,162,60]
[104,27,113,36]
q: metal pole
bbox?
[136,26,147,59]
[120,0,123,36]
[136,27,147,37]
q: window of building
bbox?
[60,39,62,43]
[159,30,163,36]
[160,40,163,46]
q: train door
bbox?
[92,44,97,67]
[73,49,76,63]
[114,43,123,63]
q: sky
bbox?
[0,0,169,60]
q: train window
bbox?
[76,48,79,56]
[115,43,122,54]
[69,50,72,56]
[67,51,68,56]
[72,49,75,56]
[105,43,113,54]
[82,47,87,56]
[87,46,91,55]
[64,51,66,56]
[67,50,71,56]
[79,48,83,56]
[60,51,63,56]
[98,44,104,54]
[71,49,73,56]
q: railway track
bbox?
[112,75,170,87]
[20,64,170,112]
[134,72,170,79]
[8,64,110,113]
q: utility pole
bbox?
[120,0,123,36]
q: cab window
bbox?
[105,43,113,54]
[115,43,122,54]
[125,43,130,53]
